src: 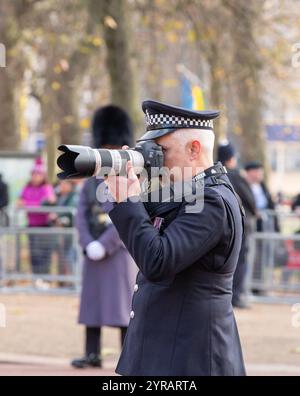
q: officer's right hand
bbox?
[104,160,141,203]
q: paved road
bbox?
[0,360,300,376]
[0,363,115,376]
[0,294,299,376]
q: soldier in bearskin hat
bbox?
[71,105,137,369]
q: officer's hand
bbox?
[105,160,141,203]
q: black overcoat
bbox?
[109,174,246,376]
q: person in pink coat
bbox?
[18,158,56,274]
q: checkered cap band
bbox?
[145,110,213,130]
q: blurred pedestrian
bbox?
[18,158,56,275]
[292,193,300,214]
[244,161,282,294]
[71,105,137,369]
[0,173,9,226]
[218,142,256,308]
[291,193,300,250]
[0,173,9,279]
[244,160,280,234]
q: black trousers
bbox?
[86,326,127,356]
[28,233,53,274]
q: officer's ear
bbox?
[190,140,201,159]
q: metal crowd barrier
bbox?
[0,206,82,293]
[246,209,300,303]
[1,205,299,302]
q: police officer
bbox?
[105,100,246,376]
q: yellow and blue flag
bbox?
[181,76,205,110]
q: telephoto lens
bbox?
[57,141,164,180]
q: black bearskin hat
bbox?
[92,105,134,148]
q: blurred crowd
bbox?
[0,161,82,285]
[217,142,300,307]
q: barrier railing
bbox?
[246,209,300,302]
[0,206,82,293]
[1,206,299,301]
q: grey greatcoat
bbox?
[77,178,137,327]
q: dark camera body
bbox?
[134,140,164,176]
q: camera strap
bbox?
[192,162,228,183]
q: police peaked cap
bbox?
[138,100,220,141]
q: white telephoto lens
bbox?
[93,149,144,176]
